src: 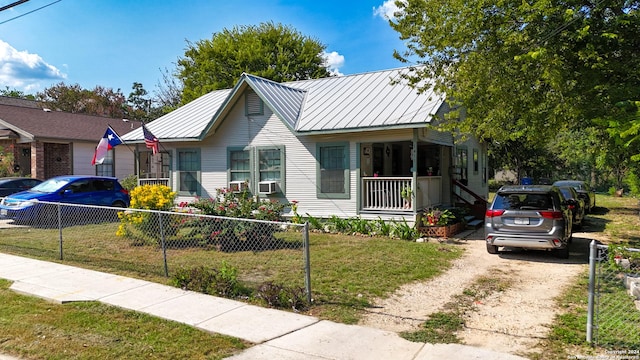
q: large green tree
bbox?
[177,22,331,104]
[37,82,162,121]
[38,83,128,118]
[390,0,640,185]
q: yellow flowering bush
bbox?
[117,184,178,242]
[129,184,176,210]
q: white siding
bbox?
[72,142,135,181]
[455,136,488,201]
[73,142,96,175]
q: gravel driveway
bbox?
[359,229,591,357]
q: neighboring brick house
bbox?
[0,97,134,180]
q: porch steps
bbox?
[464,215,483,230]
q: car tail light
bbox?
[120,189,129,196]
[485,209,505,218]
[539,211,563,219]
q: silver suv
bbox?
[485,185,573,258]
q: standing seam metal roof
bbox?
[121,67,445,142]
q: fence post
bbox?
[586,239,598,344]
[57,203,63,261]
[158,212,169,277]
[303,222,311,304]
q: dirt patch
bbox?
[358,229,592,357]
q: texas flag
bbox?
[92,126,124,165]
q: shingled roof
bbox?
[0,104,133,142]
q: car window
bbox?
[522,194,551,209]
[31,178,70,192]
[493,192,554,210]
[93,180,114,191]
[68,180,94,193]
[23,179,40,188]
[493,193,525,210]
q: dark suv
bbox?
[553,180,596,213]
[485,185,573,258]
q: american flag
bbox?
[142,124,159,155]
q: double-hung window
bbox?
[229,148,251,182]
[227,146,285,195]
[258,148,282,182]
[95,150,114,177]
[317,142,349,199]
[177,148,200,196]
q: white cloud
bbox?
[0,39,66,92]
[322,51,345,76]
[373,0,402,20]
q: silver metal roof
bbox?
[122,67,445,142]
[121,88,231,142]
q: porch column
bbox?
[31,142,45,180]
[412,129,418,215]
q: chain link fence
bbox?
[0,200,310,302]
[587,240,640,349]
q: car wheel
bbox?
[111,201,126,208]
[486,243,499,254]
[107,201,127,221]
[555,246,570,259]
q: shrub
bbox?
[172,262,246,297]
[120,174,138,192]
[187,188,291,251]
[117,184,178,241]
[256,281,308,311]
[304,213,323,231]
[423,208,457,226]
[129,184,177,211]
[189,187,288,222]
[390,219,419,241]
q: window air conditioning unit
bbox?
[229,181,248,192]
[258,181,277,194]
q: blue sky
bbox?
[0,0,404,97]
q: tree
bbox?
[0,87,36,100]
[154,67,182,114]
[37,83,127,118]
[126,82,153,122]
[390,0,640,185]
[176,22,331,104]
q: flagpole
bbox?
[108,123,137,156]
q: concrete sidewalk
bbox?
[0,252,526,359]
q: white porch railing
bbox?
[362,177,414,212]
[139,178,170,187]
[362,176,442,212]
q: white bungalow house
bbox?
[121,67,488,222]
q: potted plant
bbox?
[420,208,463,238]
[401,186,412,209]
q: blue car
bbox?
[0,175,130,225]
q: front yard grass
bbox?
[0,279,248,360]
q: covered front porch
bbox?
[361,176,442,213]
[359,138,452,215]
